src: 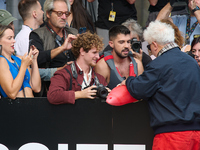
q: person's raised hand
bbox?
[21,52,32,68]
[132,49,143,61]
[62,34,77,51]
[29,45,39,60]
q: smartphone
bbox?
[29,39,33,51]
[78,27,86,34]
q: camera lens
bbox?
[96,85,108,99]
[132,43,140,49]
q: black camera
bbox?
[84,84,108,99]
[131,38,141,53]
[93,84,108,99]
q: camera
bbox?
[84,84,108,99]
[131,38,141,53]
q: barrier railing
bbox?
[0,98,154,150]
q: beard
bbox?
[114,48,129,59]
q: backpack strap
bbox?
[64,68,72,90]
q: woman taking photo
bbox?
[0,25,41,99]
[67,0,95,33]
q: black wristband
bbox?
[192,6,200,13]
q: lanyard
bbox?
[46,23,68,47]
[110,0,114,11]
[185,17,198,44]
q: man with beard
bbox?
[47,32,108,104]
[94,25,144,89]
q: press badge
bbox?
[109,11,116,22]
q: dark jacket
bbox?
[126,47,200,135]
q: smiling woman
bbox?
[0,25,41,99]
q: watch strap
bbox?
[192,6,200,13]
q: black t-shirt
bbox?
[96,0,137,30]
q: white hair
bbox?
[43,0,71,21]
[143,20,175,45]
[122,19,143,40]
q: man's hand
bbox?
[29,45,39,60]
[75,85,98,99]
[62,34,77,51]
[131,49,143,61]
[21,52,33,68]
[120,80,127,86]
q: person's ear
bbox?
[80,47,85,56]
[46,11,51,19]
[152,41,158,52]
[109,41,114,48]
[32,10,37,18]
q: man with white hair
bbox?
[122,20,200,150]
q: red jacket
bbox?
[47,62,107,104]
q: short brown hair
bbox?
[72,32,104,58]
[18,0,38,21]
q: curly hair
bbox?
[71,32,104,58]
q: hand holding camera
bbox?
[83,84,109,99]
[131,38,142,53]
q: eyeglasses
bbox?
[51,10,71,17]
[147,44,151,51]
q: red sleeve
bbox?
[47,69,76,105]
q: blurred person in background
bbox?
[0,9,17,31]
[190,35,200,67]
[15,0,44,56]
[67,0,95,33]
[87,0,137,47]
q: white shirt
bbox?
[77,63,92,90]
[14,25,32,56]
